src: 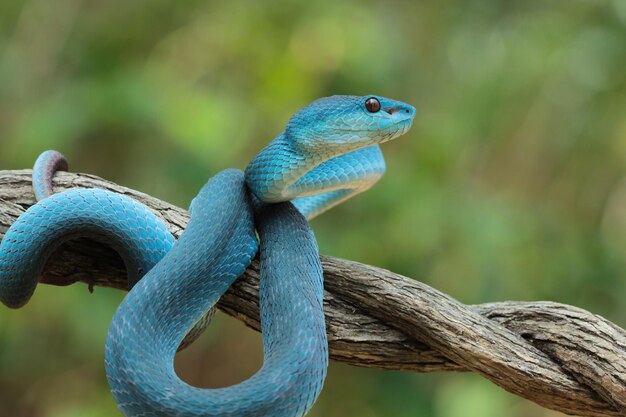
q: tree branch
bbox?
[1,169,624,417]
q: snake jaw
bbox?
[378,117,413,144]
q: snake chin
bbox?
[379,119,413,144]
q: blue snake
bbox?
[0,95,415,416]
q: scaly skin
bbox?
[32,150,69,201]
[0,189,174,308]
[246,95,415,218]
[0,95,414,416]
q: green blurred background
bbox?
[1,0,625,416]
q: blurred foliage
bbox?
[1,0,625,416]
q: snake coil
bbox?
[0,95,415,416]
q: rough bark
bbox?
[1,169,625,417]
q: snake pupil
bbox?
[365,97,381,113]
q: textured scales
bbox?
[0,94,414,416]
[0,189,174,308]
[246,95,415,218]
[32,150,69,201]
[107,171,327,417]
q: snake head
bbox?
[285,95,415,153]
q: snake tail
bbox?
[32,150,69,201]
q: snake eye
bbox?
[365,97,381,113]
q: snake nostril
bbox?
[386,107,412,116]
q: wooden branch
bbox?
[1,169,625,417]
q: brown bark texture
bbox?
[1,169,625,417]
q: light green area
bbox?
[1,1,625,416]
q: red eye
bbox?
[365,97,381,113]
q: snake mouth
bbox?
[379,118,412,143]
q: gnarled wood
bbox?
[1,169,625,417]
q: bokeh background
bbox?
[1,1,626,416]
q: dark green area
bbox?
[1,1,625,416]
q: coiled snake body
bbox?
[0,95,414,416]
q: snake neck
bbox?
[245,133,325,203]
